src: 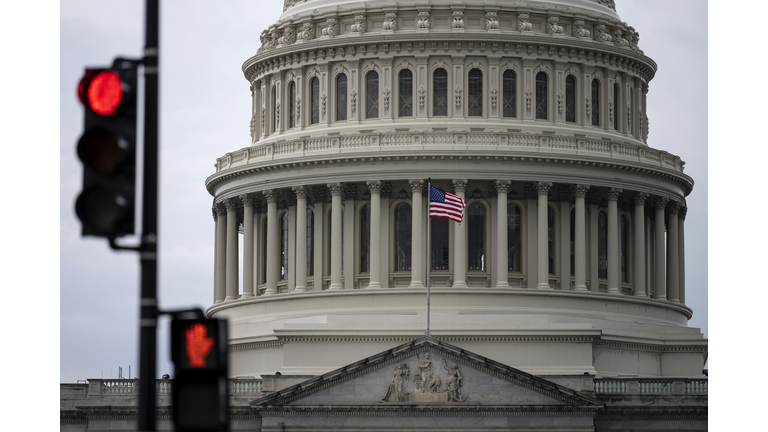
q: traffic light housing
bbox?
[75,60,138,238]
[171,318,229,432]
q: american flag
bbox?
[429,185,466,223]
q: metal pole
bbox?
[138,0,159,430]
[426,178,431,336]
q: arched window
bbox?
[535,72,548,119]
[565,75,576,123]
[281,212,289,280]
[591,78,600,126]
[621,214,628,283]
[598,211,607,279]
[288,81,296,128]
[431,218,449,271]
[398,69,413,117]
[310,77,319,124]
[336,73,347,121]
[468,202,485,271]
[306,209,314,277]
[468,68,483,117]
[271,85,278,132]
[360,204,371,273]
[395,203,412,271]
[366,71,379,119]
[508,203,522,272]
[502,69,516,118]
[433,68,448,116]
[548,206,555,275]
[613,83,619,130]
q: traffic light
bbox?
[171,318,229,432]
[75,60,138,238]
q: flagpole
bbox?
[426,178,431,337]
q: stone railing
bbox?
[594,378,707,395]
[87,378,263,396]
[215,132,685,176]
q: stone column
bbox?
[328,183,344,290]
[451,179,468,288]
[632,193,648,297]
[240,194,256,298]
[264,189,279,295]
[606,188,622,294]
[214,205,227,303]
[536,182,553,290]
[666,201,681,303]
[653,197,668,299]
[409,180,425,289]
[224,198,240,301]
[645,212,652,297]
[495,180,511,288]
[293,186,308,292]
[679,206,687,304]
[367,181,382,289]
[343,185,356,290]
[573,185,589,291]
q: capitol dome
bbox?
[205,0,705,379]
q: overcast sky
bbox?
[55,0,709,384]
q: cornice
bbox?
[257,406,601,416]
[245,35,655,84]
[206,145,693,202]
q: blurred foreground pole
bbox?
[138,0,159,430]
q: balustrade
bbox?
[87,378,263,395]
[594,378,707,395]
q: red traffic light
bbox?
[78,70,124,116]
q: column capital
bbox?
[606,188,623,201]
[452,179,468,193]
[239,193,257,207]
[327,182,344,196]
[214,202,227,217]
[380,181,393,198]
[494,180,511,194]
[409,179,425,192]
[667,200,682,215]
[366,180,382,194]
[224,197,240,211]
[653,196,669,210]
[679,206,688,220]
[292,185,309,199]
[574,184,590,198]
[211,207,218,221]
[263,189,279,203]
[536,181,553,196]
[633,192,649,205]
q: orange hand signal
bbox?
[186,323,215,368]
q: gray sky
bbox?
[56,0,708,385]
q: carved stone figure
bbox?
[250,113,257,142]
[443,360,467,402]
[383,87,390,111]
[418,353,442,393]
[267,29,280,50]
[518,14,532,32]
[454,86,462,110]
[452,11,464,29]
[321,92,327,116]
[257,29,269,53]
[278,26,295,46]
[350,89,357,115]
[627,26,642,53]
[598,0,617,11]
[416,11,430,29]
[613,28,629,47]
[573,20,590,38]
[351,15,367,33]
[383,12,397,31]
[321,17,339,36]
[595,24,613,44]
[525,87,532,111]
[547,17,563,35]
[418,86,426,110]
[297,22,314,42]
[382,363,410,402]
[485,12,499,30]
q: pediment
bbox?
[250,336,602,409]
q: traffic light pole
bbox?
[138,0,159,431]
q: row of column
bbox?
[212,180,686,304]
